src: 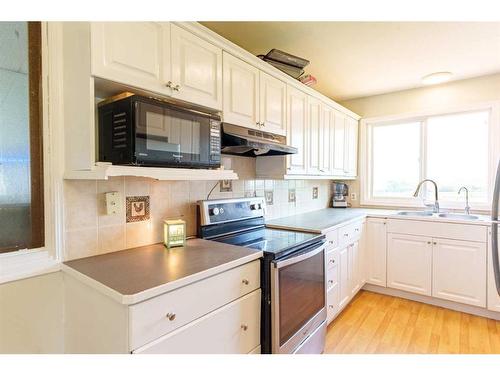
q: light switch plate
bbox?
[350,192,357,201]
[105,191,121,215]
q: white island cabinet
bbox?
[63,241,262,354]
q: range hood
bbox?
[221,123,297,157]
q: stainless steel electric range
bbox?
[197,197,327,354]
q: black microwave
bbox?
[98,94,221,168]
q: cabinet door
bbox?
[358,221,367,286]
[338,245,350,309]
[488,228,500,312]
[366,218,387,287]
[170,24,222,110]
[387,233,432,296]
[344,117,358,177]
[259,72,286,135]
[91,22,170,95]
[349,241,361,296]
[222,52,260,129]
[433,238,486,307]
[333,110,346,175]
[286,86,308,175]
[307,97,322,175]
[319,105,334,175]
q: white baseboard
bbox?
[362,284,500,321]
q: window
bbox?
[0,22,43,253]
[364,109,492,208]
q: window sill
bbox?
[0,249,61,284]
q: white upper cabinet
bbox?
[333,110,347,175]
[259,71,287,135]
[170,24,223,110]
[222,52,260,129]
[307,97,322,175]
[387,233,433,296]
[365,218,387,287]
[91,22,171,95]
[320,105,334,175]
[286,86,309,175]
[345,116,358,177]
[432,238,486,307]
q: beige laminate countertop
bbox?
[62,239,263,305]
[266,208,491,234]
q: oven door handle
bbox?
[273,244,325,269]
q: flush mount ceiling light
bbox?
[421,72,453,85]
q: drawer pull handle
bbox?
[343,233,349,237]
[242,279,250,285]
[329,259,335,264]
[165,81,173,88]
[329,240,334,244]
[241,324,248,331]
[355,228,359,232]
[166,312,176,321]
[329,304,334,309]
[328,280,333,284]
[173,84,181,91]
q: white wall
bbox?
[340,73,500,119]
[0,272,64,353]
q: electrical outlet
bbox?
[105,191,121,215]
[288,189,296,203]
[350,192,357,201]
[265,190,274,205]
[220,180,232,192]
[312,187,319,199]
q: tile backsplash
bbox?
[63,157,332,260]
[63,177,331,260]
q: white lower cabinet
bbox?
[338,245,350,310]
[387,233,433,296]
[365,218,387,287]
[133,290,261,354]
[326,248,340,323]
[432,238,486,307]
[349,241,361,295]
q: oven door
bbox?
[271,242,326,354]
[134,100,220,168]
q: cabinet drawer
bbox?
[387,219,487,243]
[129,260,260,350]
[327,284,339,324]
[325,229,339,249]
[339,220,363,246]
[133,289,261,354]
[326,248,339,271]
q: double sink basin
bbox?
[397,211,481,221]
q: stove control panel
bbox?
[198,197,266,226]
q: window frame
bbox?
[360,102,500,212]
[0,22,64,283]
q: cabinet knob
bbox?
[329,259,335,264]
[329,304,334,309]
[242,279,250,285]
[328,280,334,284]
[166,312,176,321]
[241,324,248,331]
[260,122,265,126]
[166,81,173,88]
[173,84,181,91]
[355,228,359,232]
[344,233,349,237]
[433,242,437,245]
[427,241,431,245]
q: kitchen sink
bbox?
[397,211,434,217]
[437,213,479,220]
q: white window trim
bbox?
[359,101,500,212]
[0,23,65,284]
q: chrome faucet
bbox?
[458,186,471,215]
[413,179,440,213]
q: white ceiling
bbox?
[201,22,500,101]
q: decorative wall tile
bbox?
[126,196,150,223]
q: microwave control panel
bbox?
[210,120,221,161]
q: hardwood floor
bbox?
[325,290,500,354]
